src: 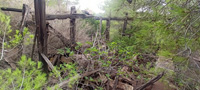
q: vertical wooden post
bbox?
[20,4,29,34]
[34,0,48,72]
[70,6,76,49]
[105,19,110,41]
[99,17,102,39]
[122,13,128,36]
[21,4,25,27]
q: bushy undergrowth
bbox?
[0,55,47,90]
[103,1,200,89]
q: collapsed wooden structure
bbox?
[1,0,133,72]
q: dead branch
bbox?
[0,28,6,61]
[51,69,101,89]
[48,24,71,47]
[19,69,25,90]
[40,53,56,71]
[81,69,101,77]
[31,28,37,60]
[51,55,58,65]
[51,74,81,90]
[40,53,62,82]
[113,76,119,90]
[135,72,165,90]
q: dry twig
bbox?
[135,72,165,90]
[0,30,6,61]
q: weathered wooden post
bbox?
[122,13,128,36]
[70,6,76,49]
[105,19,110,41]
[20,4,26,30]
[99,17,102,39]
[20,4,29,35]
[34,0,48,72]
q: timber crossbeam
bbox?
[47,14,133,21]
[1,7,133,21]
[1,7,22,12]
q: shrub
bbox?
[0,55,47,90]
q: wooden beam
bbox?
[94,17,133,21]
[70,6,76,50]
[34,0,48,72]
[1,7,22,12]
[0,7,134,21]
[46,14,92,20]
[46,14,133,21]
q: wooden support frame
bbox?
[1,5,134,69]
[34,0,48,72]
[0,7,133,21]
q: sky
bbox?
[78,0,106,14]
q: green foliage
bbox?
[103,0,200,89]
[46,0,76,6]
[0,55,79,89]
[84,18,106,37]
[0,11,34,48]
[57,47,74,56]
[49,62,78,88]
[0,55,47,90]
[59,63,78,80]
